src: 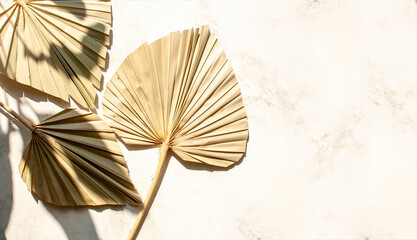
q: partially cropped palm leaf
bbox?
[0,0,111,109]
[0,102,141,206]
[102,26,249,239]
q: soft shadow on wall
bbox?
[0,95,33,239]
[0,114,12,240]
[44,207,100,240]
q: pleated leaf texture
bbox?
[0,0,112,109]
[19,108,142,206]
[103,26,248,168]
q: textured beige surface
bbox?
[1,0,417,239]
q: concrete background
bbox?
[2,0,417,239]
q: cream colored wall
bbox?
[2,0,417,239]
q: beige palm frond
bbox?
[0,0,111,109]
[102,26,248,239]
[0,102,141,207]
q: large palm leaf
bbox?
[102,26,249,238]
[0,0,111,109]
[0,102,141,206]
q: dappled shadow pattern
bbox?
[0,0,112,109]
[0,103,139,238]
[0,1,116,238]
[18,108,141,207]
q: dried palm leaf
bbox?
[102,26,249,239]
[0,0,111,109]
[0,101,141,207]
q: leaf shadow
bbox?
[40,203,126,240]
[1,0,112,110]
[0,74,70,110]
[24,103,139,240]
[0,99,101,240]
[0,111,12,240]
[43,205,100,240]
[0,1,114,238]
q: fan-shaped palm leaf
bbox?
[0,102,141,206]
[0,0,111,109]
[102,26,248,239]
